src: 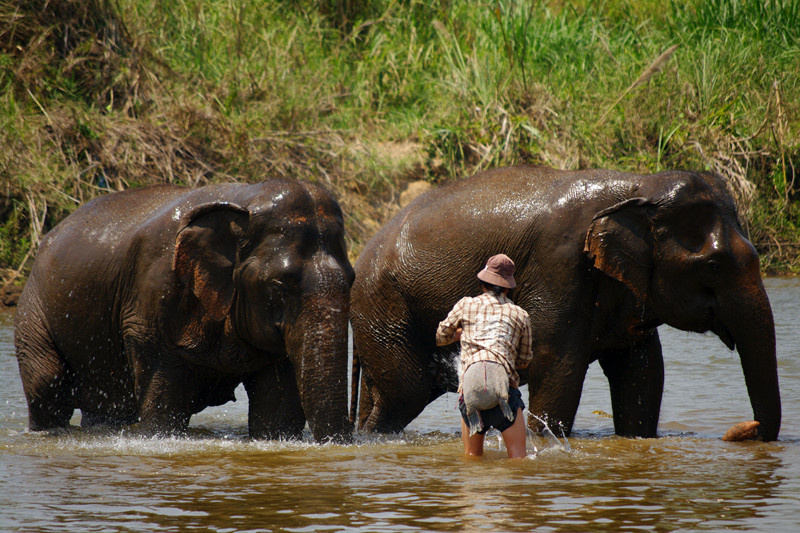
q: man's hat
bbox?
[476,253,516,289]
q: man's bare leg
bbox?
[501,408,527,459]
[461,418,485,457]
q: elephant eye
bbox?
[699,260,722,286]
[266,258,303,286]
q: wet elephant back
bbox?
[35,186,187,266]
[354,166,574,323]
[351,164,649,358]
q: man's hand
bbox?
[435,326,462,346]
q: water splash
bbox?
[525,411,571,456]
[484,410,571,458]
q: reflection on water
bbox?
[1,278,799,532]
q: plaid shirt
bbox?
[436,291,533,390]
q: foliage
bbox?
[1,0,799,287]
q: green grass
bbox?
[1,0,799,286]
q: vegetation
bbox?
[2,0,799,289]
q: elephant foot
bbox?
[722,420,760,442]
[249,426,304,441]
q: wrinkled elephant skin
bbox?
[351,165,780,441]
[15,179,355,442]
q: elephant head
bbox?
[585,171,780,440]
[170,182,355,442]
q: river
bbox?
[1,277,799,532]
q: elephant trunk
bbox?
[715,244,781,441]
[288,273,353,443]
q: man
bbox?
[436,254,533,459]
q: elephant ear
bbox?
[173,202,250,321]
[584,197,656,301]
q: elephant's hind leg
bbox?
[352,301,437,432]
[357,345,436,433]
[245,360,306,440]
[360,381,433,433]
[356,369,376,430]
[15,329,76,431]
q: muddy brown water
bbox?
[1,277,799,532]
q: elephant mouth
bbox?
[712,321,736,350]
[237,321,286,356]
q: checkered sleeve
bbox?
[516,310,533,370]
[436,297,465,346]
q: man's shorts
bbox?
[458,386,525,435]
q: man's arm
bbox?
[515,314,534,370]
[436,300,464,346]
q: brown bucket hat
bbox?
[476,253,516,289]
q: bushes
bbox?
[1,0,799,286]
[1,0,148,111]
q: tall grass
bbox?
[1,0,799,286]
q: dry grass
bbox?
[1,0,151,112]
[1,0,798,288]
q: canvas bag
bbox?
[462,361,514,435]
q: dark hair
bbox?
[480,280,506,296]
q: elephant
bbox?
[14,179,355,442]
[2,284,23,307]
[350,165,781,441]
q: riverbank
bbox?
[2,0,798,288]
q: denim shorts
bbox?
[459,386,525,435]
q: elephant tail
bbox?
[349,341,361,426]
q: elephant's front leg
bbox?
[137,362,194,435]
[125,338,195,434]
[598,332,664,438]
[245,360,306,440]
